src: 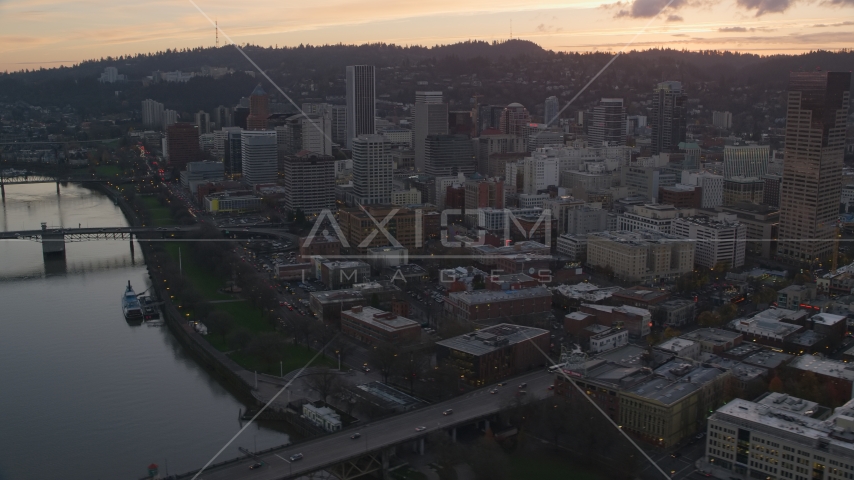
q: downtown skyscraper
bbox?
[413,91,448,172]
[345,65,376,149]
[588,98,627,147]
[650,81,687,155]
[778,71,851,264]
[352,134,391,205]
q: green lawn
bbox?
[95,164,122,177]
[162,242,232,301]
[228,344,335,375]
[140,196,174,226]
[509,453,607,480]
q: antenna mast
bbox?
[216,19,218,47]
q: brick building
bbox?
[341,305,421,346]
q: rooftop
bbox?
[679,328,742,346]
[343,306,420,333]
[740,349,794,369]
[711,396,854,452]
[582,303,652,318]
[447,286,552,306]
[788,356,854,382]
[655,337,697,354]
[554,282,622,302]
[628,362,727,405]
[729,308,807,338]
[613,286,670,303]
[436,323,549,356]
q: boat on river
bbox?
[122,281,143,321]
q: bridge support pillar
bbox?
[483,419,490,432]
[450,427,456,443]
[56,182,60,195]
[1,182,5,201]
[419,438,425,455]
[129,234,135,259]
[381,449,391,480]
[40,222,66,257]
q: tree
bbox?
[398,349,430,394]
[304,368,341,403]
[227,327,253,351]
[468,437,510,480]
[697,311,722,327]
[369,341,400,383]
[717,302,739,323]
[205,310,235,342]
[753,286,778,306]
[663,326,681,339]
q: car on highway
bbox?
[518,390,527,395]
[350,433,361,439]
[518,383,527,388]
[489,389,498,394]
[249,463,264,470]
[442,409,453,416]
[670,452,682,458]
[415,426,427,432]
[289,453,304,461]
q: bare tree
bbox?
[368,341,400,383]
[304,367,341,404]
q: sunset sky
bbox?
[0,0,852,71]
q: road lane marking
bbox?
[276,454,290,463]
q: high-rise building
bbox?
[224,128,243,177]
[283,152,336,214]
[544,96,560,126]
[194,110,211,134]
[723,144,769,178]
[711,110,732,130]
[346,65,376,149]
[162,109,178,129]
[650,81,687,155]
[246,84,270,131]
[141,99,164,128]
[778,71,851,263]
[241,130,278,185]
[498,103,531,137]
[682,171,724,208]
[165,123,201,171]
[413,91,448,172]
[212,105,233,129]
[762,174,782,207]
[588,98,626,147]
[329,105,347,147]
[671,214,747,269]
[424,134,475,177]
[352,134,392,205]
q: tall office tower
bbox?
[352,134,392,205]
[346,65,376,149]
[224,129,243,177]
[544,96,560,126]
[712,111,732,130]
[246,84,270,131]
[141,99,164,128]
[413,91,448,172]
[165,123,201,171]
[723,144,770,178]
[777,71,851,263]
[212,105,233,129]
[162,109,178,129]
[282,152,336,214]
[498,103,531,136]
[233,106,249,129]
[588,98,627,147]
[650,81,687,155]
[213,126,240,161]
[194,110,211,134]
[241,130,278,186]
[329,105,347,146]
[424,134,476,177]
[301,112,333,156]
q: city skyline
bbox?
[1,0,853,71]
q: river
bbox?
[0,183,289,480]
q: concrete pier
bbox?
[40,223,66,257]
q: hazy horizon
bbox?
[1,0,853,72]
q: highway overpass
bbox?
[192,370,555,480]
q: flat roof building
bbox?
[436,323,549,386]
[341,305,421,346]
